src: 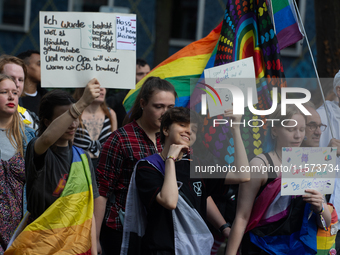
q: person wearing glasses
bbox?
[301,102,328,148]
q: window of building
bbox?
[0,0,31,32]
[68,0,109,12]
[169,0,205,47]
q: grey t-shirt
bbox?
[25,137,99,219]
[0,130,17,160]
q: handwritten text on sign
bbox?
[40,12,136,89]
[281,147,336,196]
[203,57,257,117]
[116,16,136,50]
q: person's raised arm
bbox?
[223,109,250,184]
[156,144,188,210]
[225,158,264,255]
[34,78,100,155]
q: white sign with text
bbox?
[40,11,136,88]
[281,147,336,196]
[203,57,257,117]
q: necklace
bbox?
[275,149,282,163]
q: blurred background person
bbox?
[73,87,117,170]
[106,58,150,128]
[17,50,47,116]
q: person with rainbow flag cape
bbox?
[5,79,101,255]
[225,104,331,255]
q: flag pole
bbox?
[292,0,335,139]
[269,0,276,34]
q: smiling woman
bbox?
[121,107,250,254]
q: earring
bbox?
[142,108,143,110]
[303,136,307,141]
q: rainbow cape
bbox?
[5,147,93,255]
[123,22,222,112]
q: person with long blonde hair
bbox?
[0,74,35,254]
[0,55,38,129]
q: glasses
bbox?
[306,123,327,132]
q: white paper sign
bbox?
[40,11,136,89]
[203,57,257,117]
[116,16,136,50]
[281,147,336,196]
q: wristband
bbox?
[166,155,177,162]
[219,222,231,233]
[319,204,325,214]
[68,107,78,119]
[72,103,81,116]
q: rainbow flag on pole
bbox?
[5,147,93,255]
[123,23,222,112]
[269,0,303,50]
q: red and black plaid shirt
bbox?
[96,120,162,231]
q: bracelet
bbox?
[166,155,177,162]
[68,107,78,119]
[319,214,328,231]
[219,222,231,233]
[319,204,325,214]
[72,103,81,116]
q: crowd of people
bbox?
[1,49,340,255]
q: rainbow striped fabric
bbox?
[316,204,337,255]
[123,23,222,112]
[270,0,303,50]
[195,0,286,164]
[5,147,93,255]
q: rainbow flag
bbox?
[123,23,222,112]
[5,147,93,255]
[269,0,303,50]
[193,0,286,164]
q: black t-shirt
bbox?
[21,87,48,116]
[135,157,224,254]
[25,137,99,219]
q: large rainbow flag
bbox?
[5,147,93,255]
[123,23,222,112]
[190,0,286,164]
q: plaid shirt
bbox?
[96,120,162,231]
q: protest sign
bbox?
[281,147,336,196]
[40,11,136,88]
[203,57,257,117]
